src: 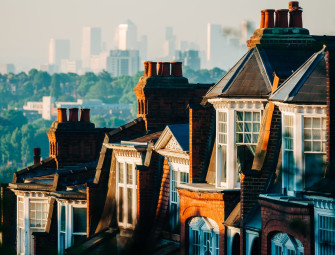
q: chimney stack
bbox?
[263,9,275,28]
[289,1,300,11]
[80,108,90,123]
[57,108,67,122]
[144,61,149,76]
[289,1,303,28]
[69,108,79,122]
[33,147,41,165]
[171,62,183,77]
[275,9,289,28]
[148,62,157,77]
[162,62,170,77]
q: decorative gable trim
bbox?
[209,98,266,111]
[275,102,326,115]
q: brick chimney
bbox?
[47,108,106,167]
[134,61,209,130]
[264,9,275,28]
[275,9,289,28]
[289,1,303,28]
[33,147,41,165]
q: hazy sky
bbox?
[1,0,335,71]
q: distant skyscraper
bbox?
[117,20,138,50]
[0,64,15,74]
[241,21,255,45]
[81,27,102,69]
[164,27,176,59]
[48,39,70,67]
[106,50,139,77]
[206,23,226,69]
[139,35,148,61]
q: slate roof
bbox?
[270,48,327,104]
[167,124,189,152]
[205,46,316,99]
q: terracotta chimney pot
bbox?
[275,9,289,28]
[144,62,149,76]
[260,10,265,28]
[289,1,300,11]
[289,9,303,28]
[264,9,275,28]
[171,62,183,77]
[148,62,157,77]
[33,147,41,165]
[57,108,67,122]
[162,62,170,77]
[69,108,79,122]
[80,108,90,123]
[157,62,163,76]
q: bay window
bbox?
[169,162,189,230]
[116,160,137,229]
[271,232,304,255]
[189,217,219,255]
[16,195,49,255]
[57,201,87,254]
[281,108,326,195]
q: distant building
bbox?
[206,23,226,69]
[117,20,138,51]
[0,64,15,74]
[48,39,70,69]
[176,50,201,71]
[81,27,102,70]
[106,50,140,77]
[164,27,176,59]
[23,96,132,120]
[241,20,255,45]
[60,59,78,73]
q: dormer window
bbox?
[281,107,326,195]
[213,100,264,189]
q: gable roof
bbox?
[205,46,316,100]
[154,124,189,153]
[270,48,327,104]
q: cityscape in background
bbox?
[0,20,255,75]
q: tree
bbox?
[50,74,61,98]
[33,71,51,91]
[2,110,27,129]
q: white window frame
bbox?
[314,206,335,255]
[188,217,220,255]
[116,156,139,229]
[169,162,189,230]
[16,195,49,255]
[57,201,87,255]
[246,230,260,255]
[271,232,304,255]
[281,110,326,196]
[227,226,240,255]
[216,109,262,189]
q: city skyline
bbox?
[1,0,335,72]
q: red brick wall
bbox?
[259,198,314,255]
[189,105,214,183]
[178,189,239,255]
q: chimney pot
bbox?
[148,62,157,77]
[260,10,265,28]
[33,147,41,165]
[157,62,163,76]
[144,62,149,76]
[289,9,303,28]
[57,108,67,122]
[69,108,79,122]
[263,9,275,28]
[80,108,90,123]
[289,1,300,11]
[171,62,183,77]
[275,9,289,28]
[162,62,170,77]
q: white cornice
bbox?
[14,190,49,197]
[208,98,266,110]
[274,102,326,115]
[156,149,189,164]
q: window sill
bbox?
[177,183,240,193]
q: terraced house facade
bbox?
[4,1,335,255]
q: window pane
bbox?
[73,207,86,233]
[220,146,226,183]
[119,163,124,183]
[253,123,260,133]
[244,112,251,121]
[127,188,133,224]
[304,141,312,151]
[304,129,312,139]
[127,163,133,185]
[236,112,243,121]
[60,205,65,232]
[236,122,243,132]
[305,154,325,188]
[304,118,312,128]
[313,118,321,128]
[236,145,255,174]
[180,172,189,184]
[118,187,123,222]
[236,133,243,143]
[253,112,260,121]
[244,122,252,133]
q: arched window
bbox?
[251,237,260,255]
[232,233,240,255]
[271,232,304,255]
[188,217,219,255]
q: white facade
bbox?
[106,50,140,77]
[81,27,102,70]
[117,20,138,51]
[48,39,70,67]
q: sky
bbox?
[1,0,335,71]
